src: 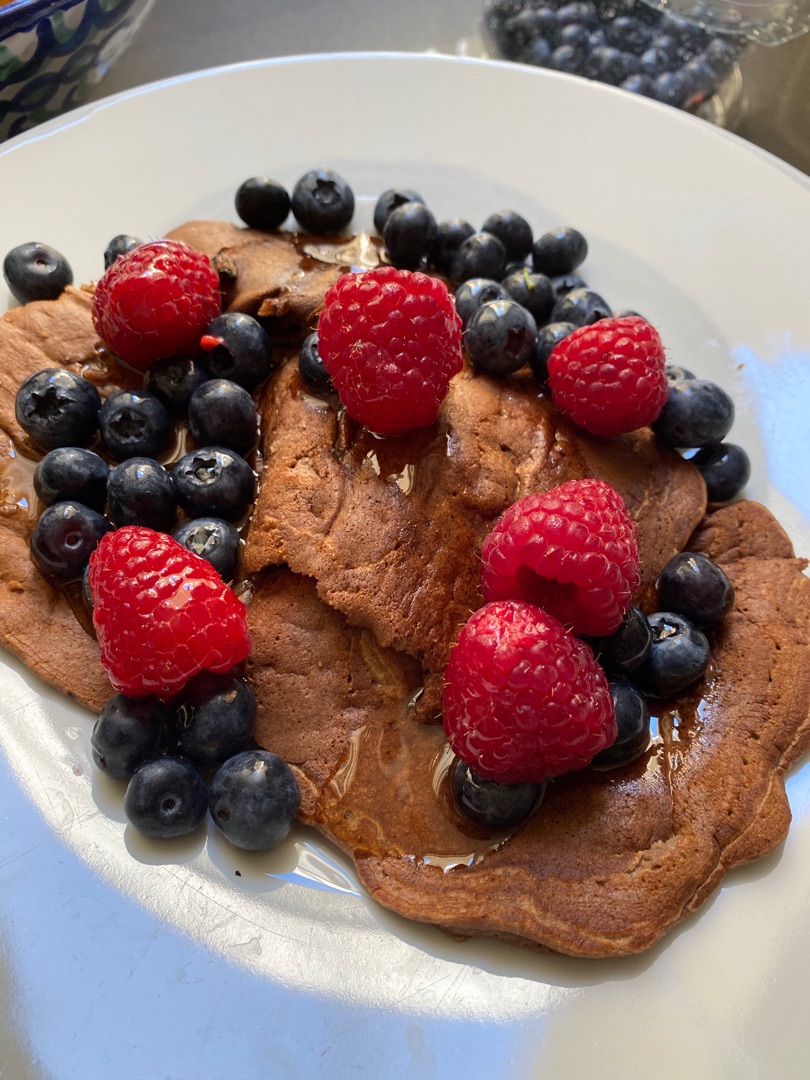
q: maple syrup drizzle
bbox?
[0,437,38,524]
[314,699,532,874]
[310,651,715,876]
[299,232,382,272]
[7,233,718,886]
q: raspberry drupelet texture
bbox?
[443,600,616,783]
[547,315,668,437]
[481,478,640,638]
[87,526,250,698]
[316,266,463,435]
[92,240,221,371]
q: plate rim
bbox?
[1,46,810,1079]
[3,49,810,193]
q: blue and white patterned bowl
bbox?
[0,0,155,142]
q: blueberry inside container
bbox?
[482,0,765,115]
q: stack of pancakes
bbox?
[1,222,808,957]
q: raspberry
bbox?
[547,315,668,437]
[92,240,221,371]
[443,600,616,783]
[481,478,640,637]
[317,266,463,435]
[87,526,250,698]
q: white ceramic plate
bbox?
[1,54,809,1080]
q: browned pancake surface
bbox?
[245,359,706,678]
[1,225,808,960]
[248,502,810,957]
[166,220,362,327]
[0,288,134,711]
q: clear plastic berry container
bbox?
[482,0,809,119]
[650,0,810,45]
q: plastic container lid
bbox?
[639,0,810,44]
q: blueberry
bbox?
[15,368,100,451]
[173,672,256,766]
[200,313,273,390]
[551,272,587,295]
[660,12,710,55]
[640,46,674,77]
[171,446,256,521]
[373,188,425,235]
[449,757,544,830]
[665,364,696,382]
[383,201,438,269]
[30,500,111,581]
[451,232,508,285]
[34,447,109,510]
[187,378,257,456]
[454,277,509,327]
[501,268,555,325]
[591,678,651,769]
[503,259,530,278]
[124,757,208,840]
[619,52,642,78]
[679,57,719,104]
[529,321,576,383]
[523,37,553,66]
[551,43,586,73]
[503,8,558,57]
[657,551,735,628]
[518,6,559,37]
[620,73,657,97]
[3,242,73,304]
[532,226,588,276]
[653,70,690,107]
[145,356,209,415]
[633,611,711,698]
[298,331,334,396]
[550,287,611,326]
[588,45,631,86]
[481,211,533,262]
[107,457,177,531]
[465,299,537,376]
[103,234,141,270]
[586,606,653,675]
[607,15,653,52]
[209,750,301,852]
[555,2,598,28]
[173,517,240,580]
[692,442,751,503]
[430,219,476,275]
[702,38,742,79]
[234,177,291,231]
[558,23,591,51]
[291,169,354,234]
[652,33,681,60]
[652,379,734,448]
[483,0,525,37]
[99,389,172,461]
[91,694,167,779]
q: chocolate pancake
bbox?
[247,501,810,957]
[0,287,135,709]
[1,225,808,959]
[0,227,379,709]
[166,220,380,327]
[244,357,706,688]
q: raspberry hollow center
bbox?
[516,566,580,624]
